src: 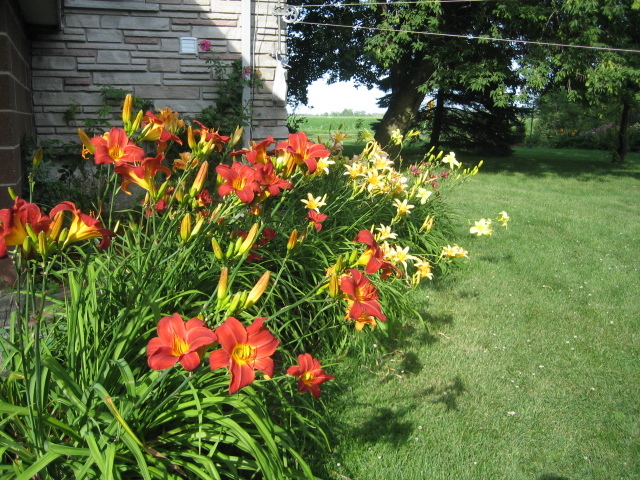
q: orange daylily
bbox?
[114,154,171,198]
[209,317,279,394]
[147,313,218,371]
[231,136,275,165]
[90,127,145,165]
[276,132,331,176]
[192,120,230,152]
[0,198,50,258]
[287,353,334,399]
[49,201,115,250]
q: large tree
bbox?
[288,0,524,146]
[288,1,640,160]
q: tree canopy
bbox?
[287,0,640,160]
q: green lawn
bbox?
[322,148,640,480]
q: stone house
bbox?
[0,0,290,209]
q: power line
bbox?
[295,20,640,54]
[301,0,505,7]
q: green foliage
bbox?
[0,101,481,479]
[197,59,262,136]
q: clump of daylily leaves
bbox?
[0,94,491,479]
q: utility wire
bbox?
[302,0,507,7]
[295,20,640,54]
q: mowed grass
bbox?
[323,148,640,480]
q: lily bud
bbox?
[190,217,205,238]
[187,126,196,150]
[37,231,48,258]
[122,94,132,125]
[77,129,95,155]
[217,267,228,301]
[180,213,192,243]
[130,109,143,133]
[211,237,224,260]
[225,292,243,317]
[230,126,243,148]
[328,272,340,298]
[237,223,259,256]
[286,229,298,251]
[420,215,434,233]
[7,187,16,200]
[32,148,43,168]
[244,271,270,309]
[25,223,38,244]
[189,160,209,196]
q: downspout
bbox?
[241,0,252,145]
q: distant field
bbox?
[295,116,381,139]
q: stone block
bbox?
[32,56,76,71]
[124,36,159,45]
[149,58,179,72]
[33,91,103,107]
[64,14,101,28]
[32,76,64,91]
[87,28,124,43]
[97,50,131,64]
[64,76,92,86]
[31,48,97,57]
[135,85,200,100]
[101,16,171,31]
[78,63,146,72]
[172,19,238,27]
[94,71,162,85]
[192,26,239,40]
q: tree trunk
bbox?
[374,57,434,148]
[429,89,446,148]
[613,98,630,164]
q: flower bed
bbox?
[0,96,482,479]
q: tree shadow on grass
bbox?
[457,148,640,181]
[414,376,467,412]
[348,405,416,447]
[538,475,570,480]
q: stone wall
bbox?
[0,0,33,209]
[30,0,289,145]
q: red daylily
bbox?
[255,161,293,198]
[259,228,276,245]
[340,269,386,322]
[216,162,262,203]
[90,127,145,165]
[147,313,218,371]
[209,317,279,394]
[276,132,331,176]
[0,198,50,258]
[287,353,334,399]
[354,229,400,279]
[307,210,328,232]
[114,154,171,197]
[231,136,275,165]
[50,201,115,249]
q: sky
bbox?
[288,78,386,116]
